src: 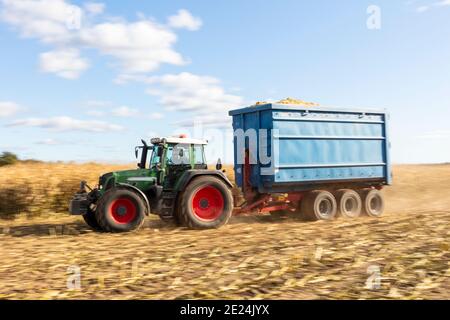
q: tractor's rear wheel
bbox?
[82,208,103,231]
[300,190,337,221]
[95,188,146,232]
[179,176,233,229]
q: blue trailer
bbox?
[229,103,391,220]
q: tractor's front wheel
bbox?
[179,176,233,229]
[82,208,103,231]
[95,188,146,233]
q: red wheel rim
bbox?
[109,197,137,224]
[191,186,224,221]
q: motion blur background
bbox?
[0,0,449,164]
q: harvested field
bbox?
[0,163,449,299]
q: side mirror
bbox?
[157,147,163,157]
[216,158,222,170]
[135,147,139,159]
[178,149,184,158]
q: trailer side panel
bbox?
[230,103,391,194]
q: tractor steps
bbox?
[159,192,177,220]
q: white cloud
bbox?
[168,9,202,31]
[436,0,450,6]
[173,114,232,129]
[416,0,450,12]
[121,72,243,114]
[0,0,78,43]
[39,48,89,79]
[111,106,139,117]
[0,101,21,117]
[85,100,111,108]
[8,116,123,132]
[416,5,429,12]
[148,112,164,120]
[417,130,450,139]
[0,0,201,77]
[117,72,243,129]
[84,2,104,15]
[86,110,105,117]
[78,20,186,73]
[36,138,61,145]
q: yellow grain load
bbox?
[277,97,319,106]
[254,97,319,107]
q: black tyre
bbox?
[361,189,385,217]
[95,188,146,232]
[300,190,337,221]
[179,176,233,229]
[82,208,103,231]
[335,189,362,218]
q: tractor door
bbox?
[193,144,207,170]
[163,143,192,189]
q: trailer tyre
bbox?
[95,188,146,232]
[335,189,362,218]
[301,190,337,221]
[361,189,385,217]
[179,176,233,229]
[82,208,103,231]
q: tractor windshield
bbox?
[149,146,162,168]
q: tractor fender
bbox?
[175,170,234,192]
[116,183,151,215]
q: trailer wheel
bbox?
[95,188,146,232]
[82,208,103,231]
[179,176,233,229]
[335,189,362,218]
[361,189,385,217]
[301,190,337,221]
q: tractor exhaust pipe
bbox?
[139,139,149,169]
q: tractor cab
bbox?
[146,136,209,188]
[136,135,207,165]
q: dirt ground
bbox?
[0,164,449,299]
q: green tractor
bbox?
[69,136,234,232]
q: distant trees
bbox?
[0,151,19,167]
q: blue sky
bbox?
[0,0,449,164]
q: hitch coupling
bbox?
[69,181,94,215]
